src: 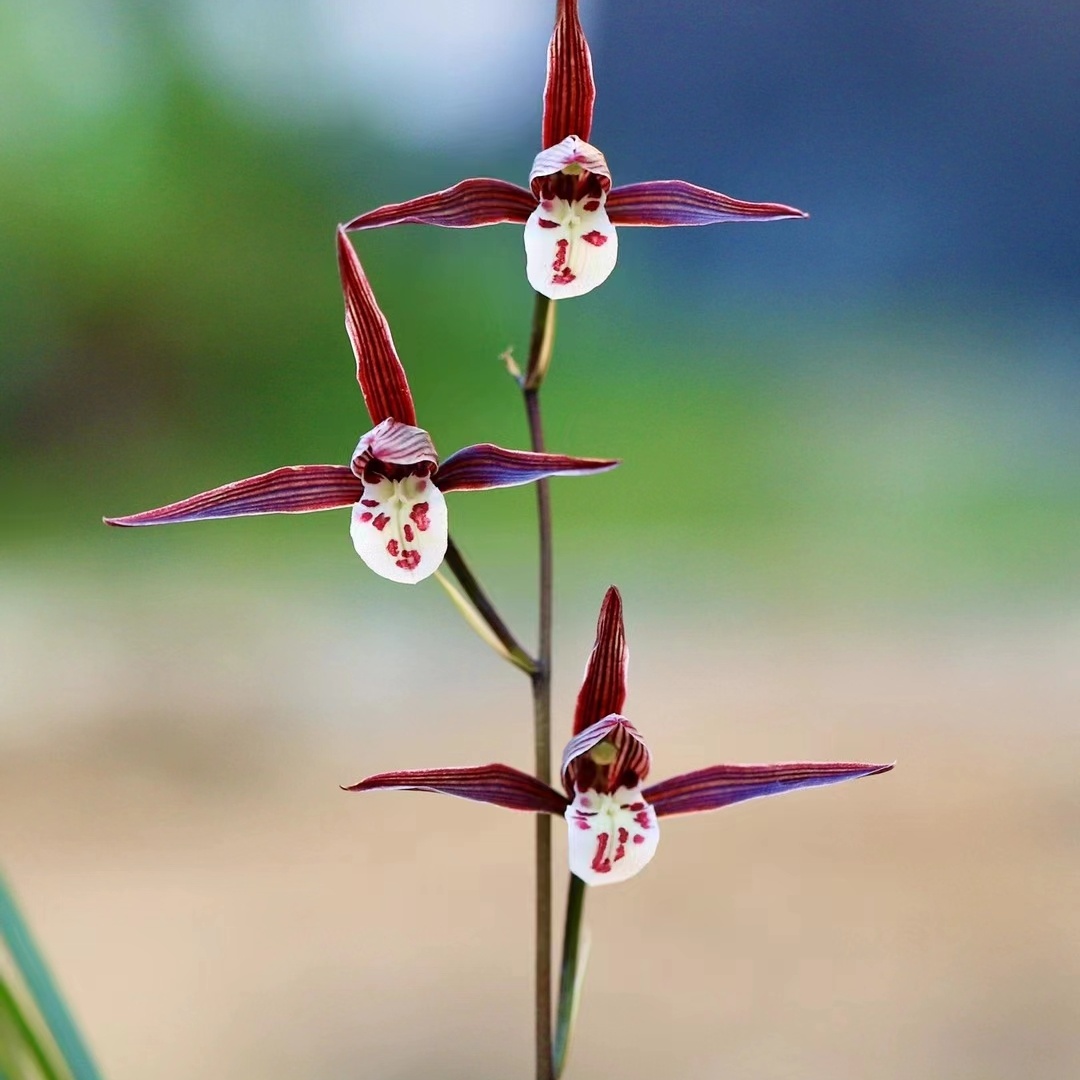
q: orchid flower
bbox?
[347,587,893,885]
[105,230,617,584]
[344,0,807,300]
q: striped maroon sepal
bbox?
[561,715,652,797]
[344,178,536,232]
[542,0,596,149]
[344,763,568,815]
[573,587,628,735]
[434,444,617,493]
[336,228,417,427]
[605,180,809,228]
[642,760,895,818]
[103,465,363,527]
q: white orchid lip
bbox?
[350,471,448,584]
[565,784,659,886]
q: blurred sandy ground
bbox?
[1,567,1078,1080]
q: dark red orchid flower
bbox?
[344,0,807,300]
[347,587,893,884]
[105,230,617,583]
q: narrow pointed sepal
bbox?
[643,761,895,818]
[561,715,652,797]
[344,179,536,231]
[350,472,447,584]
[337,228,417,427]
[574,587,628,734]
[345,764,569,814]
[565,785,659,886]
[543,0,596,148]
[434,444,618,493]
[104,465,363,527]
[605,180,808,227]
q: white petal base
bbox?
[565,785,659,886]
[350,474,448,584]
[525,198,618,300]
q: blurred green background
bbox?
[2,2,1078,1078]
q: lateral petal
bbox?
[104,465,363,527]
[336,228,417,427]
[344,178,536,231]
[606,180,808,227]
[351,419,439,476]
[434,444,617,493]
[524,199,617,300]
[643,761,895,818]
[565,785,659,886]
[345,763,569,814]
[561,715,652,797]
[573,587,628,735]
[542,0,596,148]
[350,473,448,584]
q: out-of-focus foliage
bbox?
[1,1,1077,611]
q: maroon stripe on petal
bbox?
[336,228,417,427]
[104,465,363,527]
[542,0,595,148]
[434,444,617,493]
[344,764,568,814]
[643,761,894,818]
[573,586,628,735]
[345,179,536,231]
[606,180,808,227]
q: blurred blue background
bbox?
[2,2,1078,1078]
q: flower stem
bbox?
[443,535,537,673]
[553,873,587,1079]
[523,292,557,1080]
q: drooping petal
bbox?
[104,465,363,527]
[565,785,659,886]
[605,180,808,227]
[336,228,417,427]
[345,763,569,814]
[434,444,618,493]
[344,178,536,232]
[573,587,628,735]
[350,472,448,584]
[351,419,439,476]
[524,198,617,299]
[542,0,596,148]
[561,715,652,797]
[643,761,895,818]
[529,136,611,195]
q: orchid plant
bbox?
[345,0,807,299]
[103,1,892,1078]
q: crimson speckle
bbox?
[553,239,569,271]
[584,200,600,212]
[538,219,559,229]
[360,512,373,523]
[361,499,379,507]
[582,230,608,247]
[403,523,414,542]
[395,549,422,572]
[591,833,612,874]
[634,810,651,829]
[632,834,645,844]
[386,539,399,557]
[410,503,430,531]
[372,514,390,531]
